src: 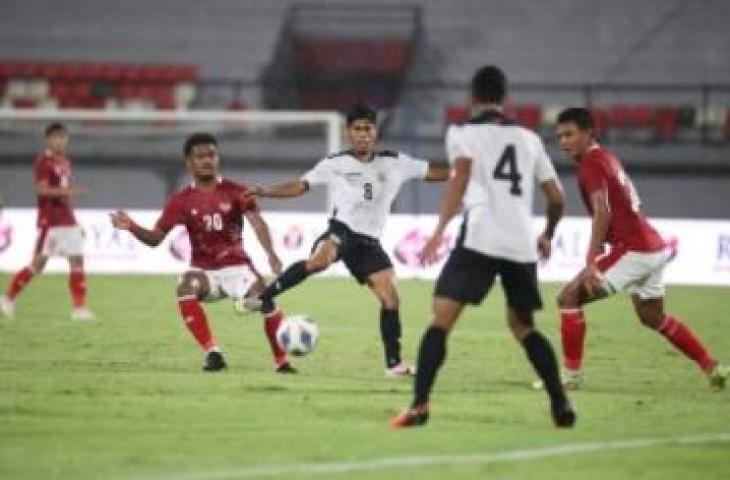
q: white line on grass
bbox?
[139,432,730,480]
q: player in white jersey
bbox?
[249,103,449,376]
[391,65,575,429]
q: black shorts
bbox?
[434,247,543,310]
[312,219,393,284]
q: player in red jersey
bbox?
[546,107,727,391]
[1,123,93,320]
[109,133,294,373]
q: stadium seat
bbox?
[444,105,469,125]
[516,104,542,131]
[656,106,680,141]
[12,97,38,108]
[590,107,611,138]
[226,98,248,111]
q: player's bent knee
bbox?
[177,272,205,299]
[557,285,579,309]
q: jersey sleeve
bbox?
[33,158,51,184]
[302,158,333,186]
[578,156,605,195]
[397,153,429,180]
[534,140,558,183]
[231,182,259,213]
[445,126,472,165]
[154,195,184,233]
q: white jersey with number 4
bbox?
[303,150,429,238]
[446,111,559,263]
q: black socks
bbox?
[413,325,447,408]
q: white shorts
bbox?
[36,226,84,257]
[599,248,673,299]
[190,264,261,302]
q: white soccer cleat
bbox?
[532,369,584,391]
[237,297,263,313]
[1,295,15,319]
[385,363,416,378]
[708,364,728,392]
[232,297,257,316]
[71,306,95,321]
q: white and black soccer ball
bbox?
[276,314,319,356]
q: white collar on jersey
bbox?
[189,177,223,188]
[470,103,503,116]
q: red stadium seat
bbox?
[516,104,542,131]
[590,107,611,138]
[656,106,680,141]
[444,105,469,125]
[630,105,656,127]
[226,98,248,111]
[57,63,84,81]
[609,104,631,129]
[12,97,38,108]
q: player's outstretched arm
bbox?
[109,210,165,247]
[35,179,86,198]
[537,179,565,260]
[253,179,309,199]
[425,163,451,182]
[244,210,283,275]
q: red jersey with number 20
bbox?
[577,146,664,252]
[155,179,257,270]
[34,152,77,228]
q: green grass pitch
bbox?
[1,274,729,479]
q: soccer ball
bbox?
[276,315,319,356]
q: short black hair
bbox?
[557,107,595,131]
[45,123,67,136]
[184,132,218,156]
[346,102,377,126]
[471,65,507,104]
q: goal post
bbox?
[0,108,344,155]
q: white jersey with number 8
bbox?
[303,150,428,238]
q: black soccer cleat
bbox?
[275,362,298,374]
[202,351,227,372]
[551,400,577,428]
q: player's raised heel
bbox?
[708,364,728,391]
[202,351,227,372]
[385,363,416,378]
[390,406,429,429]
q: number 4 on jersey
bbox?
[493,144,522,196]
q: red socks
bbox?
[6,266,35,300]
[7,266,88,309]
[560,309,586,371]
[69,267,87,308]
[178,296,217,352]
[264,308,288,365]
[658,315,715,372]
